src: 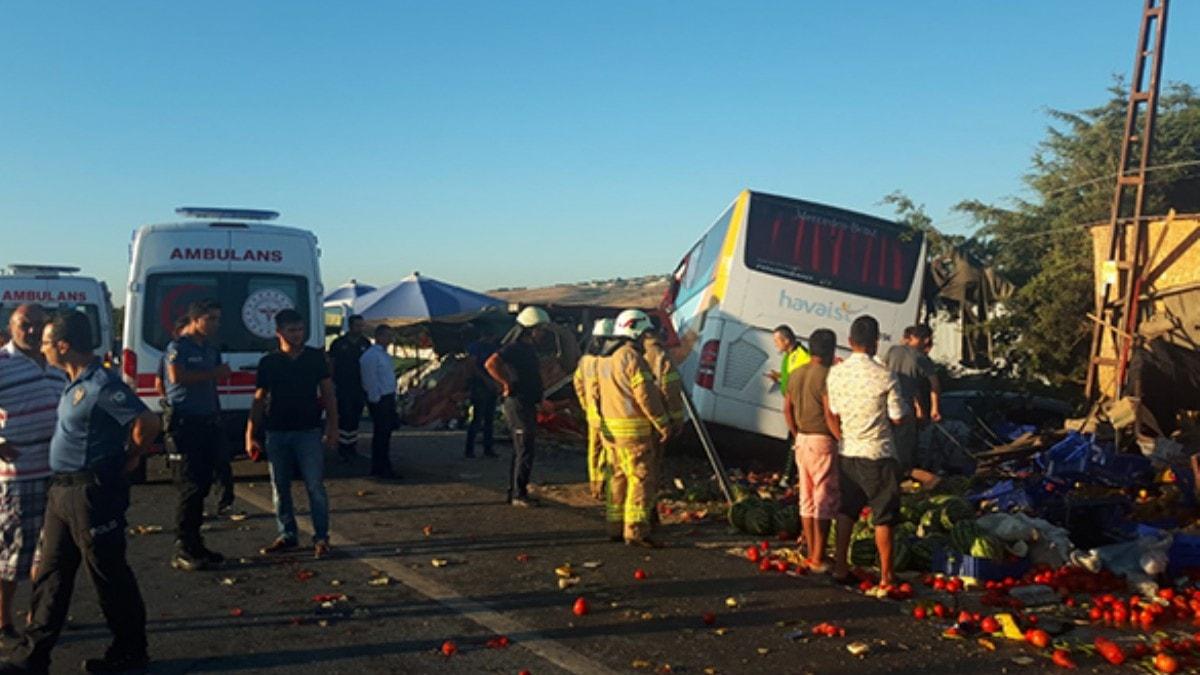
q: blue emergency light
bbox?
[175,207,280,221]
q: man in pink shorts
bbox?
[784,328,839,572]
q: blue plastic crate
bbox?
[931,546,1031,583]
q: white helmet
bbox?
[613,309,653,340]
[515,306,550,328]
[591,318,615,338]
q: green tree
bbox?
[893,81,1200,392]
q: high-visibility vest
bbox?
[779,344,811,392]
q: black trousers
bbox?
[171,415,224,551]
[368,394,397,476]
[12,472,146,670]
[335,384,364,457]
[501,397,537,500]
[465,389,497,455]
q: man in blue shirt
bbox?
[164,299,232,572]
[0,311,159,674]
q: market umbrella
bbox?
[353,272,505,326]
[324,279,377,305]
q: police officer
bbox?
[0,311,158,674]
[327,314,370,462]
[165,299,231,572]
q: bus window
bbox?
[672,204,734,308]
[743,196,922,303]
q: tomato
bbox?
[441,641,457,657]
[572,597,589,616]
[1160,588,1177,602]
[1095,637,1126,665]
[1052,649,1077,669]
[1026,629,1051,649]
[957,611,973,625]
[1155,653,1179,673]
[933,577,947,591]
[980,616,1000,633]
[933,603,948,619]
[746,546,760,563]
[1088,606,1103,622]
[912,606,928,620]
[633,568,648,581]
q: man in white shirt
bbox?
[824,315,908,596]
[0,305,67,638]
[359,325,399,480]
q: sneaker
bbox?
[170,549,207,572]
[81,651,149,673]
[510,497,540,508]
[260,538,298,555]
[313,541,331,559]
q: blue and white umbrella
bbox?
[353,272,505,325]
[324,279,377,306]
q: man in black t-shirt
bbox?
[485,307,550,507]
[245,309,339,559]
[328,315,370,462]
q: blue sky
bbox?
[2,2,1195,302]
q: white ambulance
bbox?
[0,265,115,360]
[120,207,324,429]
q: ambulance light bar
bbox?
[175,207,280,221]
[5,264,81,276]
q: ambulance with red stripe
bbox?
[0,264,114,360]
[120,207,324,432]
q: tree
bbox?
[893,81,1200,393]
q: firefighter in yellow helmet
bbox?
[597,309,671,547]
[573,318,615,500]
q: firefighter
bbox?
[597,309,671,547]
[573,318,615,501]
[640,320,685,525]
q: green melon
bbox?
[970,535,1004,562]
[743,502,774,535]
[728,498,754,530]
[850,538,878,568]
[938,497,974,531]
[950,521,981,554]
[772,505,800,537]
[917,509,943,538]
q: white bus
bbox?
[121,207,324,427]
[0,265,115,361]
[660,190,927,440]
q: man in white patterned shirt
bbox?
[0,305,67,638]
[824,315,908,596]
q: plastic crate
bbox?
[1135,524,1200,576]
[932,546,1031,583]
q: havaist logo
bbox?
[778,289,865,323]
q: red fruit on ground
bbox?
[634,568,648,581]
[980,617,1000,633]
[441,641,457,657]
[913,606,928,620]
[572,597,590,616]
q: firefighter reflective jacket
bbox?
[572,352,606,489]
[642,335,685,429]
[596,342,670,448]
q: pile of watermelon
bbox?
[728,496,800,538]
[900,493,1009,568]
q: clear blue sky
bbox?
[2,2,1196,303]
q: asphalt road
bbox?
[19,428,1071,675]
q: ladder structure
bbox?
[1084,0,1170,403]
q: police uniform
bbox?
[165,335,227,555]
[328,332,370,459]
[7,360,148,671]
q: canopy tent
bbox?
[352,272,505,326]
[324,279,377,306]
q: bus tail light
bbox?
[696,340,720,389]
[121,349,137,387]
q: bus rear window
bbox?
[672,204,734,308]
[743,196,922,302]
[142,273,309,352]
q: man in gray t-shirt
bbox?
[883,325,940,485]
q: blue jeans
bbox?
[266,429,330,543]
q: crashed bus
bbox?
[661,190,927,440]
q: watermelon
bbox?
[895,521,918,541]
[909,538,934,571]
[772,505,800,537]
[950,521,981,554]
[938,497,974,531]
[850,538,878,567]
[850,518,874,543]
[917,509,943,538]
[969,535,1004,562]
[743,502,774,535]
[728,498,755,530]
